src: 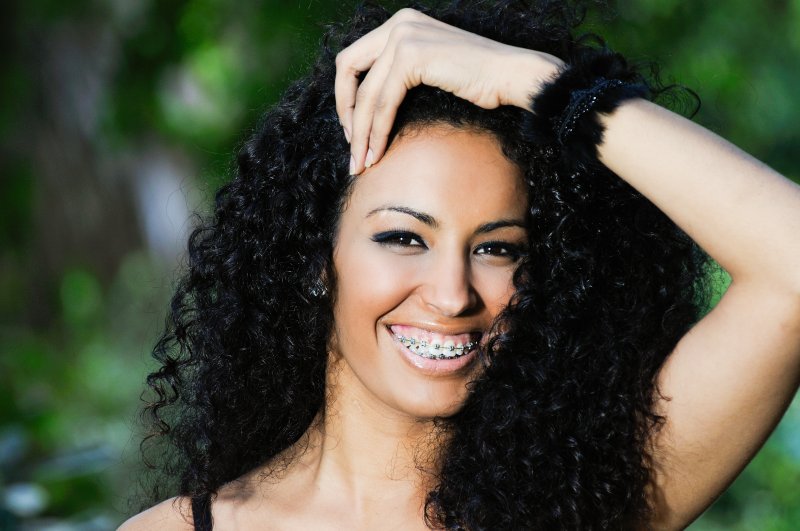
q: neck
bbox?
[297,354,446,513]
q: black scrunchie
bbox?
[522,48,650,173]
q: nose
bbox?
[421,249,477,317]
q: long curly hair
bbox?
[140,1,710,529]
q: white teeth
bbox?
[396,334,477,360]
[427,343,440,358]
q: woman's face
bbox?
[330,125,528,419]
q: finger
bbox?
[367,61,414,166]
[351,21,431,173]
[334,20,401,140]
[348,50,394,174]
[335,47,383,144]
[334,9,432,142]
[334,53,360,143]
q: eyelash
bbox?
[475,241,526,260]
[371,231,526,261]
[371,230,426,248]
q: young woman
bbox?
[121,2,800,529]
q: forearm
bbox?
[598,98,800,291]
[595,98,800,529]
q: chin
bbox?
[392,385,473,420]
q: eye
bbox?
[371,230,427,249]
[474,241,526,261]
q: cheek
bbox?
[474,266,517,317]
[334,243,420,331]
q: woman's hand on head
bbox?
[335,8,563,175]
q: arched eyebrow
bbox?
[366,206,438,228]
[366,205,525,234]
[474,219,526,234]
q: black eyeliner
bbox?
[370,229,427,247]
[371,230,413,242]
[476,240,528,260]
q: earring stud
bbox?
[309,278,328,298]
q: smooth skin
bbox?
[121,7,800,531]
[339,7,800,530]
[330,126,528,421]
[121,127,530,530]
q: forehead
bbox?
[345,126,528,222]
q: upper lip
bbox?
[385,323,484,337]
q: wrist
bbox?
[521,48,650,171]
[504,49,564,110]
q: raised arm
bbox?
[336,8,800,528]
[598,99,800,528]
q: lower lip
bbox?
[387,327,480,375]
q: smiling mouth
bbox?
[389,325,482,360]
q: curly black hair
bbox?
[140,1,710,529]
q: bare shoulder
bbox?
[118,496,194,531]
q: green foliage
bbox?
[1,0,798,528]
[1,257,169,528]
[597,0,800,182]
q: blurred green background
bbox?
[1,0,798,529]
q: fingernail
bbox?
[349,155,355,175]
[343,127,351,144]
[365,148,374,168]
